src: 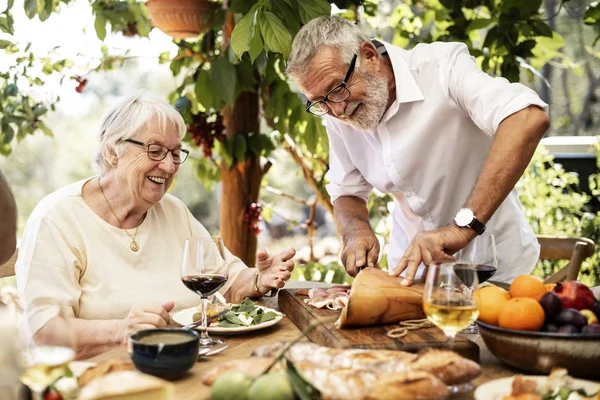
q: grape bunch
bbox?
[74,76,87,93]
[242,202,263,235]
[187,112,225,158]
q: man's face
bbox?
[298,46,389,131]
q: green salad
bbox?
[193,298,282,328]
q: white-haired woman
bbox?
[15,94,295,359]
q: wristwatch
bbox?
[454,208,486,235]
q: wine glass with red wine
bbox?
[181,237,229,348]
[454,232,497,334]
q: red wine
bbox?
[182,274,227,296]
[454,264,497,285]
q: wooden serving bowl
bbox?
[477,321,600,379]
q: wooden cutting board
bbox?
[278,288,479,362]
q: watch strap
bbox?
[468,217,486,235]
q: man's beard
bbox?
[339,71,389,132]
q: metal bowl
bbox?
[477,321,600,379]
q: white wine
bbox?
[424,300,479,338]
[21,346,75,392]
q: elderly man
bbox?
[286,16,549,284]
[0,170,17,265]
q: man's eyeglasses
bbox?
[123,139,189,164]
[305,53,357,116]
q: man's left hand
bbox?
[389,224,476,286]
[255,248,296,293]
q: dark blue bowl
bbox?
[129,328,199,378]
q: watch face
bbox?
[455,208,474,226]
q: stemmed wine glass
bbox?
[454,233,498,333]
[181,237,229,348]
[20,303,77,400]
[423,262,479,393]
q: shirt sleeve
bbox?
[183,206,247,297]
[446,43,548,136]
[324,117,373,203]
[15,216,82,341]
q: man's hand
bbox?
[256,248,295,293]
[341,230,380,277]
[118,301,174,343]
[389,224,476,285]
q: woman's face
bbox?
[116,118,182,207]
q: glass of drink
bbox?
[423,262,479,393]
[454,233,497,333]
[20,303,77,400]
[181,237,229,348]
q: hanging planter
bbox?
[145,0,218,39]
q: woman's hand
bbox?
[117,301,174,343]
[255,248,295,294]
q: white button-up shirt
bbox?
[325,40,548,282]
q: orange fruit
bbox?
[498,298,545,331]
[545,283,556,292]
[473,286,511,326]
[509,275,547,301]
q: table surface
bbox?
[89,281,521,400]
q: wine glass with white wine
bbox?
[423,262,479,393]
[20,303,77,400]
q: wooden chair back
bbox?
[0,249,17,279]
[538,236,595,283]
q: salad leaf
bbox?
[216,297,282,328]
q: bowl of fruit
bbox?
[475,277,600,380]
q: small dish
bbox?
[172,305,283,335]
[128,328,199,378]
[474,375,600,400]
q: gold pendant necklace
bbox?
[98,178,140,252]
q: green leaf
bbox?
[210,57,238,105]
[231,6,258,59]
[259,11,292,59]
[234,297,256,313]
[24,0,37,18]
[249,26,264,63]
[230,0,255,14]
[285,359,321,400]
[223,312,245,326]
[529,19,553,38]
[233,133,247,163]
[270,0,301,34]
[37,120,53,137]
[247,133,262,156]
[465,18,496,33]
[195,69,220,110]
[2,123,14,144]
[94,15,107,41]
[0,16,14,35]
[236,59,257,93]
[158,51,171,64]
[0,39,13,49]
[294,0,331,24]
[260,311,278,323]
[304,117,318,154]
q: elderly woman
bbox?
[15,94,295,359]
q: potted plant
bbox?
[145,0,219,39]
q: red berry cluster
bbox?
[243,202,263,235]
[74,76,87,93]
[187,113,225,158]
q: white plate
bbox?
[172,305,284,335]
[474,376,600,400]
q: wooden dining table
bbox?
[88,281,521,400]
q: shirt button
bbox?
[405,191,415,197]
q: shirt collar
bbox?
[372,39,425,124]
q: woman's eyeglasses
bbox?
[123,139,189,164]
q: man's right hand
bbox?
[118,301,174,343]
[340,231,380,277]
